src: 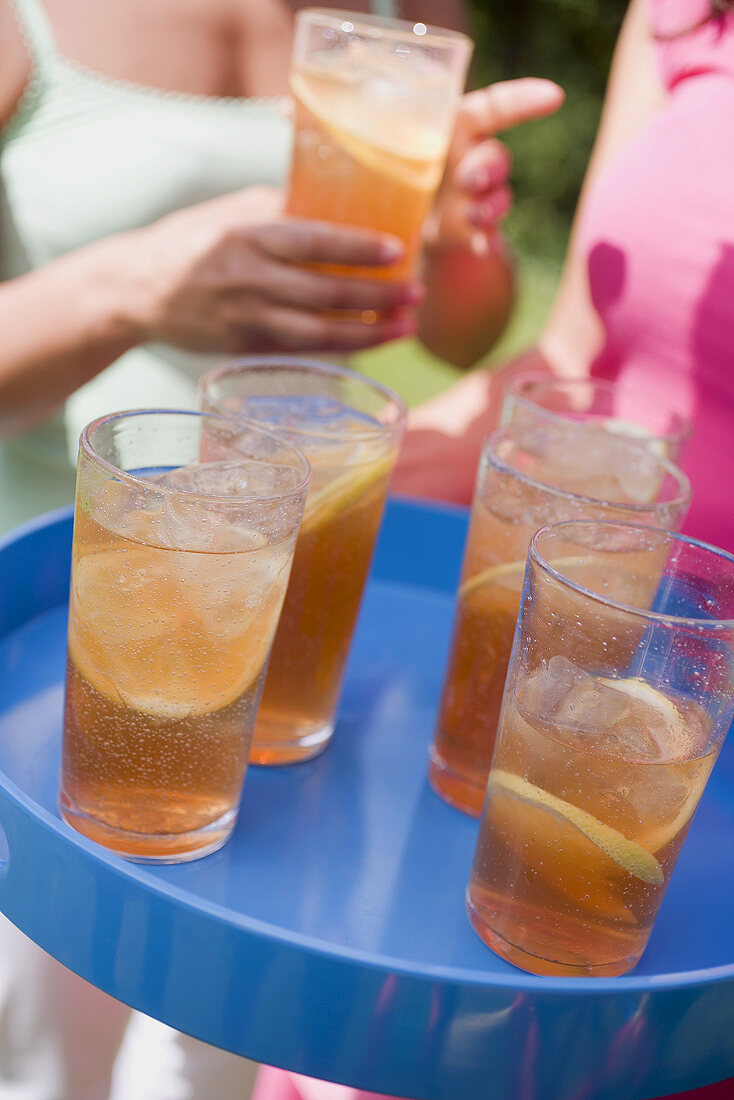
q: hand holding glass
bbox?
[286,8,472,281]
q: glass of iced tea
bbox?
[286,8,472,281]
[502,374,693,461]
[467,519,734,977]
[59,409,311,862]
[430,421,692,817]
[199,357,406,763]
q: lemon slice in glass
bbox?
[300,450,394,537]
[597,676,683,731]
[488,769,664,885]
[460,554,597,601]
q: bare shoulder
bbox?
[0,1,31,130]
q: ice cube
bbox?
[610,444,663,505]
[153,462,256,498]
[519,656,595,728]
[554,673,635,737]
[626,769,690,824]
[520,658,669,755]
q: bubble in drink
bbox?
[61,464,295,859]
[286,20,469,282]
[467,659,717,976]
[428,425,690,817]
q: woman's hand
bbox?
[391,349,554,503]
[116,187,423,353]
[427,78,565,255]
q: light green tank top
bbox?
[0,0,398,532]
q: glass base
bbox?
[59,794,237,864]
[466,891,644,978]
[427,752,485,818]
[249,717,334,766]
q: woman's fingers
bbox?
[457,78,564,142]
[234,302,417,352]
[468,185,513,228]
[456,140,512,194]
[248,262,424,313]
[249,219,405,267]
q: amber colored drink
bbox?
[466,520,734,977]
[468,662,716,977]
[199,358,406,764]
[59,411,309,862]
[287,68,440,281]
[429,424,691,817]
[286,11,472,283]
[254,442,395,762]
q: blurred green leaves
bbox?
[468,0,627,267]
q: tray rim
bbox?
[1,502,734,999]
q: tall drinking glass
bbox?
[468,520,734,977]
[430,421,692,817]
[60,409,310,862]
[286,8,473,281]
[502,374,693,460]
[200,357,406,763]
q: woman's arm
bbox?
[393,0,666,499]
[0,189,421,436]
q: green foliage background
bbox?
[468,0,627,269]
[360,0,628,401]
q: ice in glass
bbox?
[429,422,692,817]
[502,374,693,461]
[467,520,734,977]
[286,9,472,281]
[200,357,406,763]
[60,410,310,862]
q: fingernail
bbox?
[380,239,404,262]
[462,166,491,193]
[391,316,418,338]
[469,200,498,228]
[400,283,425,305]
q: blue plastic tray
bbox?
[1,500,733,1100]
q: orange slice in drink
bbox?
[290,71,444,192]
[300,449,394,537]
[460,555,597,602]
[488,769,664,885]
[69,546,271,718]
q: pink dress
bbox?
[256,2,734,1098]
[582,0,734,552]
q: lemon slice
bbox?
[488,769,664,885]
[597,677,683,732]
[68,547,269,718]
[68,629,261,720]
[460,555,596,601]
[459,559,526,600]
[301,450,394,537]
[291,72,444,191]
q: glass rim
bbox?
[81,408,312,506]
[200,356,408,445]
[530,519,734,631]
[505,371,694,446]
[483,424,692,515]
[295,7,473,51]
